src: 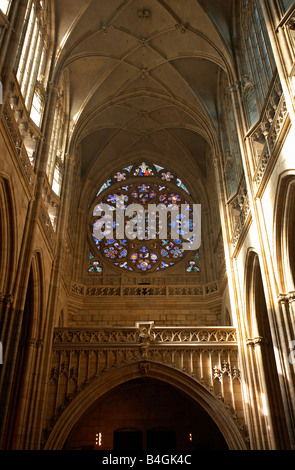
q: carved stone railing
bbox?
[45,323,245,441]
[2,101,36,194]
[70,280,219,297]
[52,324,237,346]
[251,75,288,189]
[8,76,42,166]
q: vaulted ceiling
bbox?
[52,0,236,195]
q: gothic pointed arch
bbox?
[44,361,247,450]
[3,250,45,449]
[244,250,290,449]
[0,174,17,295]
[273,171,295,293]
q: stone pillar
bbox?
[0,81,60,449]
[31,153,76,449]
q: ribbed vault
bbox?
[50,0,236,204]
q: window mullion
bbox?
[48,106,61,184]
[21,18,38,100]
[252,5,271,90]
[26,32,43,111]
[248,31,265,105]
[17,3,36,88]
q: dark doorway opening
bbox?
[147,428,176,451]
[113,428,143,451]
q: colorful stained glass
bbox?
[114,172,126,182]
[88,260,102,273]
[119,249,128,258]
[91,166,199,273]
[137,260,151,271]
[176,178,190,194]
[97,179,112,196]
[161,249,169,257]
[133,162,154,177]
[107,194,118,204]
[124,165,133,172]
[161,172,174,182]
[169,194,181,204]
[154,164,164,172]
[104,247,117,258]
[186,261,200,273]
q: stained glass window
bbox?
[97,162,190,196]
[90,162,200,274]
[186,260,200,273]
[88,252,103,274]
[16,0,49,128]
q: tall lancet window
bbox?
[15,0,49,127]
[46,80,66,197]
[219,73,243,198]
[240,0,276,126]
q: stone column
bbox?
[0,81,60,449]
[32,153,76,449]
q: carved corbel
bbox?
[246,336,268,348]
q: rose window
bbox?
[89,162,200,274]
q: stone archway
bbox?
[44,361,247,450]
[64,377,228,451]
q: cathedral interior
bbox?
[0,0,295,452]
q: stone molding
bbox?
[70,280,219,297]
[45,322,246,447]
[53,324,237,346]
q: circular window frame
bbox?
[88,172,199,275]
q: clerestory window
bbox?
[46,81,66,197]
[219,73,243,198]
[240,0,275,125]
[15,0,49,127]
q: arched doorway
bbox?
[64,378,228,451]
[45,362,246,450]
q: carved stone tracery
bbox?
[46,322,246,447]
